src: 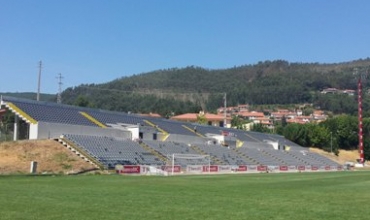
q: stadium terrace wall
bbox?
[139,126,160,141]
[31,122,131,140]
[166,134,209,145]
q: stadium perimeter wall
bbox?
[30,122,131,140]
[116,164,344,175]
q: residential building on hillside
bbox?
[321,88,338,94]
[270,109,297,121]
[171,104,328,130]
[312,110,328,122]
[170,111,230,127]
[138,112,162,118]
[321,88,355,95]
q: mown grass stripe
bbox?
[0,172,369,220]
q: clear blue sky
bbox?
[1,0,370,94]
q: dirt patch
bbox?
[0,139,97,174]
[309,147,370,167]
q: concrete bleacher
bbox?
[262,148,303,166]
[192,124,223,136]
[62,134,163,169]
[143,140,208,167]
[86,109,147,127]
[2,96,97,127]
[236,147,282,165]
[147,118,197,136]
[1,95,340,170]
[286,150,339,166]
[193,143,253,165]
[144,140,198,156]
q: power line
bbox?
[77,85,224,96]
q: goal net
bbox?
[167,153,211,175]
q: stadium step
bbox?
[261,150,286,165]
[232,148,259,164]
[181,125,206,138]
[139,142,169,163]
[286,151,310,165]
[56,137,104,169]
[143,119,170,141]
[190,145,226,165]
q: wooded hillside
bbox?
[61,58,370,116]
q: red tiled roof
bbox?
[171,113,225,121]
[171,113,197,120]
[238,111,264,117]
[139,113,162,118]
[287,118,307,124]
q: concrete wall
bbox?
[35,122,131,140]
[166,134,206,145]
[29,123,38,139]
[140,126,159,141]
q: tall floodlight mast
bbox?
[356,68,367,165]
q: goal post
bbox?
[167,153,211,175]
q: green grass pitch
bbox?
[0,172,370,220]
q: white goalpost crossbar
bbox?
[168,153,211,175]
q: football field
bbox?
[0,171,369,220]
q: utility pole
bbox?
[223,93,227,127]
[330,131,333,153]
[56,73,63,104]
[37,61,42,101]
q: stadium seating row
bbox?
[61,134,339,169]
[1,96,340,170]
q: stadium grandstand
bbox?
[0,95,342,174]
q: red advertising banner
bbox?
[279,166,288,171]
[257,165,267,172]
[162,165,181,173]
[297,165,306,171]
[325,166,331,171]
[202,165,219,172]
[337,166,343,170]
[237,165,247,172]
[121,165,141,174]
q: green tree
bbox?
[251,123,270,133]
[196,113,207,125]
[283,123,308,147]
[305,123,330,150]
[74,95,93,108]
[231,115,245,129]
